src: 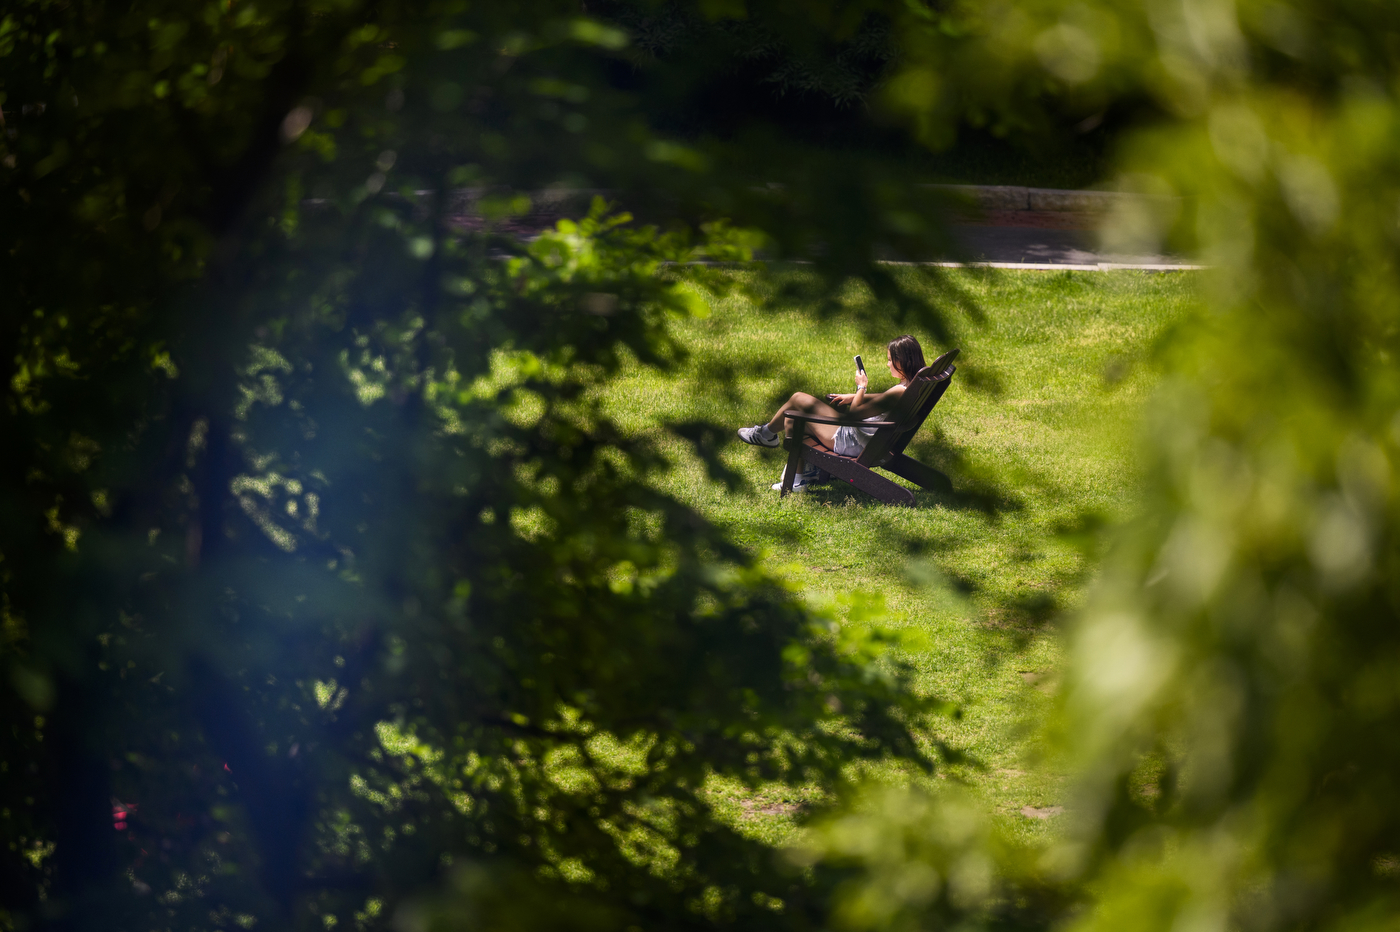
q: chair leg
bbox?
[779,436,806,498]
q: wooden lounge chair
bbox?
[779,349,960,506]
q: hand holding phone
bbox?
[854,354,869,393]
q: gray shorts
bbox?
[834,425,869,457]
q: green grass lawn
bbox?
[600,266,1199,844]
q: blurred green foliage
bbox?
[0,0,960,929]
[792,1,1400,931]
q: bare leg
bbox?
[766,392,841,447]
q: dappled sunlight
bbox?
[596,265,1198,848]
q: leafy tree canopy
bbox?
[0,0,958,928]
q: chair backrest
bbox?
[855,349,959,468]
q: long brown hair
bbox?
[887,334,926,381]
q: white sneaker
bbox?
[772,466,823,491]
[737,424,781,447]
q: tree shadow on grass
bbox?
[667,420,746,491]
[911,512,1109,651]
[689,358,749,410]
[899,427,1025,516]
[980,591,1063,637]
[682,353,819,430]
[686,352,813,414]
[796,473,1101,649]
[734,512,822,548]
[746,263,988,352]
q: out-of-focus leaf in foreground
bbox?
[805,1,1400,931]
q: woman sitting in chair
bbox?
[737,335,927,490]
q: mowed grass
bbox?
[599,267,1199,844]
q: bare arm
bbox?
[830,383,905,418]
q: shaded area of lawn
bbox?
[600,267,1199,843]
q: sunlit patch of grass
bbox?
[599,266,1200,843]
[702,775,825,847]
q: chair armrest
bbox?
[783,412,898,427]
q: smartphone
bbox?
[854,354,865,374]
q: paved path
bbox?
[882,223,1200,270]
[936,223,1198,270]
[928,186,1199,270]
[929,211,1204,267]
[956,224,1103,264]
